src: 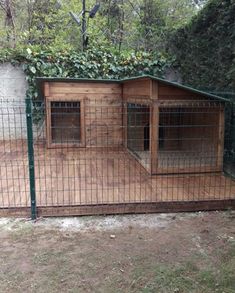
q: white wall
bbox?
[0,63,28,139]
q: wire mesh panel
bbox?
[0,89,234,217]
[0,99,30,211]
[30,96,235,214]
[158,105,219,172]
[127,102,151,172]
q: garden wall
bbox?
[0,63,27,139]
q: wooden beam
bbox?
[49,82,122,95]
[0,207,30,217]
[154,166,222,175]
[44,82,50,96]
[35,200,235,217]
[0,200,234,218]
[156,100,221,107]
[152,80,158,100]
[123,95,151,103]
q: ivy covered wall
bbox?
[0,47,170,100]
[169,0,235,93]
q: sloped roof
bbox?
[36,75,229,102]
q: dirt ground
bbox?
[0,211,234,293]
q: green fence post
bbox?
[25,98,36,220]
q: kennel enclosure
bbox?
[0,75,234,218]
[41,76,225,175]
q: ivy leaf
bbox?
[26,48,32,55]
[30,66,37,74]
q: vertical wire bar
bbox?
[25,98,36,219]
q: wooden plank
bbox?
[155,166,222,174]
[35,200,235,217]
[49,82,122,95]
[46,93,121,100]
[0,200,234,217]
[50,87,122,95]
[46,95,89,101]
[123,78,151,97]
[0,207,30,217]
[157,101,221,107]
[50,82,121,89]
[123,95,152,104]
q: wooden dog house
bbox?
[37,75,226,175]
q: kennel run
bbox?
[0,75,234,218]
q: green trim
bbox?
[36,76,120,83]
[36,75,230,102]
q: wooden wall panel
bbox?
[123,78,151,99]
[159,83,203,100]
[45,82,123,148]
[85,95,123,147]
[49,82,122,95]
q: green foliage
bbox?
[0,46,170,100]
[169,0,235,91]
[136,0,199,51]
[0,0,203,52]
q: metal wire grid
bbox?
[0,98,234,212]
[0,99,30,209]
[33,98,235,207]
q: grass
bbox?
[131,244,235,293]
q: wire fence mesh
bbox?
[0,92,234,217]
[0,99,30,212]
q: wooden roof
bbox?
[36,75,229,102]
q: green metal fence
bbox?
[0,96,234,219]
[26,98,36,220]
